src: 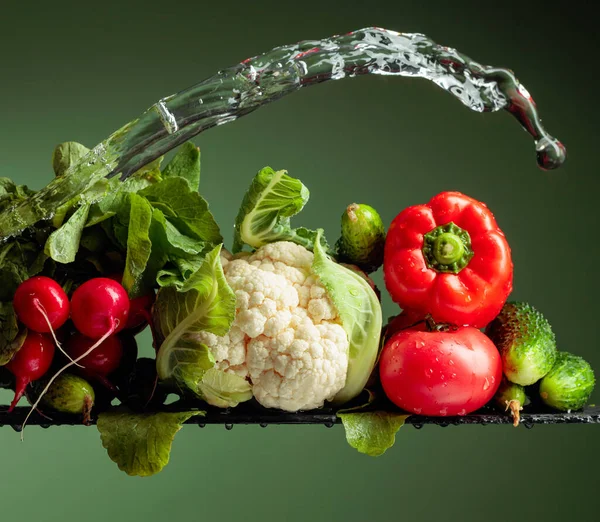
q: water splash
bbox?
[0,27,565,240]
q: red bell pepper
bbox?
[383,191,513,329]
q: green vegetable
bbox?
[485,302,557,386]
[0,303,26,366]
[154,246,251,407]
[97,409,203,477]
[39,373,95,422]
[45,203,91,264]
[539,352,595,411]
[52,142,90,177]
[162,141,201,191]
[232,167,323,253]
[494,378,526,427]
[0,178,35,213]
[336,203,385,273]
[312,230,382,405]
[338,411,409,456]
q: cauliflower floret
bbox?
[195,241,349,411]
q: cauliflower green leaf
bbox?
[154,245,250,406]
[338,411,409,457]
[312,230,382,405]
[233,167,324,253]
[98,409,203,477]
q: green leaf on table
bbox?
[122,194,154,298]
[141,177,221,244]
[162,141,200,191]
[97,409,203,477]
[45,203,91,264]
[312,230,382,405]
[52,141,90,177]
[0,303,27,366]
[232,167,325,253]
[337,411,410,457]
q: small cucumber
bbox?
[485,302,556,386]
[539,352,595,411]
[336,203,385,273]
[40,373,95,424]
[494,378,526,427]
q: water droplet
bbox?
[259,422,268,428]
[324,421,335,428]
[198,423,206,428]
[225,424,234,431]
[457,409,467,416]
[439,408,448,416]
[413,407,422,414]
[523,421,534,430]
[413,423,423,430]
[11,424,22,433]
[448,360,455,366]
[483,378,490,391]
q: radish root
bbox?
[33,298,83,368]
[19,318,119,441]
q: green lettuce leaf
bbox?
[312,230,382,405]
[0,241,45,301]
[0,178,36,213]
[162,141,200,191]
[52,142,90,177]
[140,177,221,244]
[232,167,325,253]
[0,303,27,366]
[337,411,409,457]
[45,203,91,264]
[122,194,154,298]
[97,409,203,477]
[154,246,247,407]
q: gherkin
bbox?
[539,352,595,411]
[493,378,526,427]
[39,373,95,423]
[335,203,385,273]
[485,302,557,386]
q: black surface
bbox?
[1,405,599,431]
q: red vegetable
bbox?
[70,278,130,339]
[13,276,70,334]
[5,332,55,412]
[65,332,123,380]
[379,325,502,416]
[383,191,513,328]
[106,274,154,330]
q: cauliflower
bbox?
[193,241,349,412]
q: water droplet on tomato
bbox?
[448,360,455,366]
[457,409,467,416]
[439,408,448,416]
[483,377,490,391]
[413,407,422,414]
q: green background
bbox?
[1,1,598,521]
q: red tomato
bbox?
[379,326,502,416]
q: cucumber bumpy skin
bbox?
[539,352,595,411]
[485,302,557,386]
[336,203,385,273]
[494,378,526,427]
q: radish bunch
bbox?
[5,275,153,430]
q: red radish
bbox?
[13,276,70,334]
[5,332,55,412]
[65,332,123,380]
[70,278,130,339]
[21,278,130,439]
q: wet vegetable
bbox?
[39,373,95,424]
[539,352,595,411]
[486,302,557,386]
[380,325,502,416]
[336,203,385,273]
[494,378,526,427]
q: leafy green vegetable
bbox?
[312,230,382,405]
[154,246,247,406]
[52,142,90,177]
[0,303,27,366]
[0,178,35,213]
[232,167,324,253]
[140,177,221,244]
[0,240,45,301]
[162,142,201,191]
[45,203,91,264]
[337,411,409,456]
[122,194,154,298]
[97,409,203,477]
[198,368,253,408]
